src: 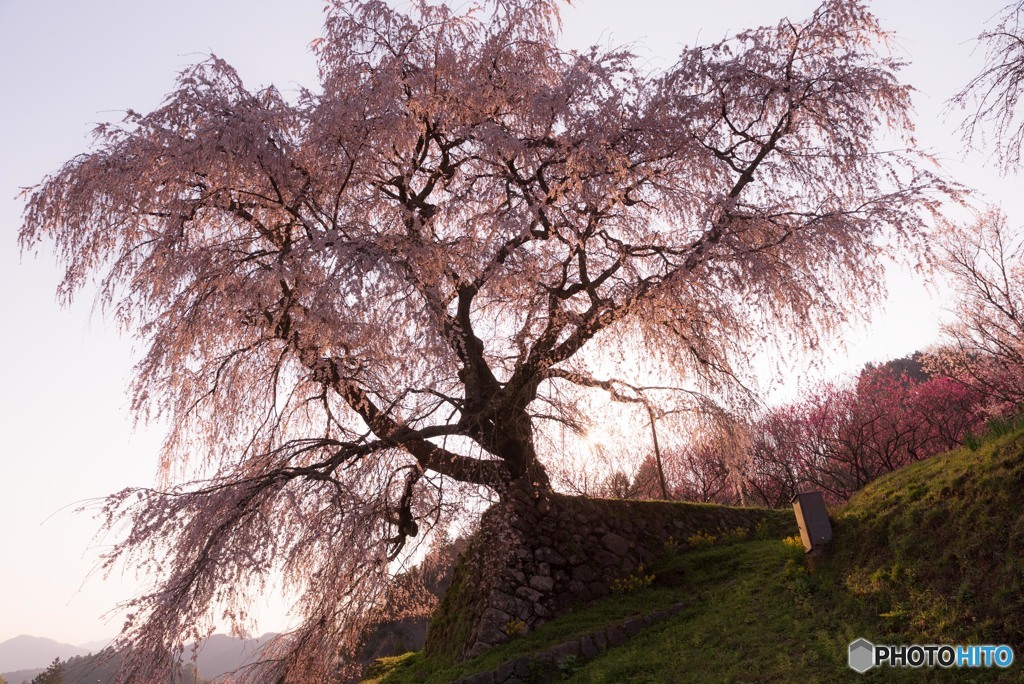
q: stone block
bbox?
[512,656,533,678]
[602,531,630,556]
[477,625,508,646]
[531,653,555,679]
[579,635,600,659]
[534,546,565,565]
[622,618,644,638]
[495,656,528,682]
[491,590,516,613]
[529,574,555,592]
[572,564,597,583]
[480,607,512,625]
[513,597,531,616]
[515,586,542,603]
[466,642,492,659]
[549,639,582,663]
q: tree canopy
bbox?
[954,1,1024,172]
[935,210,1024,411]
[29,659,63,684]
[20,0,948,680]
[945,1,1024,409]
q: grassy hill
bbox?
[366,426,1024,683]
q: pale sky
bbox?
[0,0,1019,646]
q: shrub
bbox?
[663,535,680,556]
[501,619,527,638]
[687,530,717,548]
[610,565,655,594]
[782,535,805,553]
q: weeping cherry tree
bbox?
[20,0,949,679]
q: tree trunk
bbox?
[491,409,551,493]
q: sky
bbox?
[0,0,1020,647]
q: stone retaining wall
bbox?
[425,484,791,660]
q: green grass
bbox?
[827,426,1024,648]
[370,427,1024,683]
[568,540,1018,682]
[370,568,698,684]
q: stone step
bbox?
[452,600,690,684]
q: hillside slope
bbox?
[828,425,1024,648]
[565,427,1024,682]
[370,428,1024,682]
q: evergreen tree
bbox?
[30,659,63,684]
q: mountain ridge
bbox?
[0,632,279,682]
[0,635,87,673]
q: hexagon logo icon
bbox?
[849,638,875,673]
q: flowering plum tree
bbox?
[736,364,987,505]
[666,441,736,504]
[746,407,806,507]
[20,0,946,679]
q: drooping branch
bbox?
[544,368,715,500]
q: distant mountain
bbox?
[0,633,280,683]
[0,635,87,672]
[55,649,201,684]
[76,637,114,653]
[188,633,278,680]
[2,667,44,684]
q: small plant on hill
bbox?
[688,530,717,548]
[557,654,583,679]
[501,620,527,638]
[780,536,813,597]
[965,412,1024,450]
[782,535,805,553]
[721,526,749,544]
[663,535,681,557]
[753,518,774,540]
[610,565,656,594]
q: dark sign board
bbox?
[792,491,833,552]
